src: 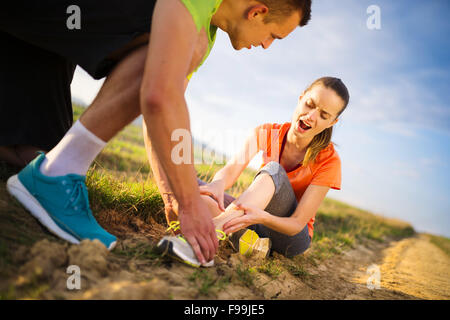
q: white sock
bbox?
[40,120,107,177]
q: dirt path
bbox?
[374,234,449,299]
[346,234,450,300]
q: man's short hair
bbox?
[259,0,312,26]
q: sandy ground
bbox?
[5,230,448,300]
[369,234,449,299]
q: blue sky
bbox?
[71,0,450,237]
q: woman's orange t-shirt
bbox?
[255,123,342,239]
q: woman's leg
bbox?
[216,161,311,257]
[211,173,276,231]
[251,162,311,257]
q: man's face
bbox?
[228,9,303,50]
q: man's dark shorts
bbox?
[0,1,156,150]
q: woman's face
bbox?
[291,84,344,139]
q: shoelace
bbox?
[64,178,93,220]
[167,221,226,241]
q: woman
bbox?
[157,76,350,267]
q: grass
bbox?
[427,234,450,257]
[87,168,165,223]
[235,264,255,287]
[188,269,231,297]
[256,259,283,279]
[309,198,415,261]
[284,263,310,280]
[113,242,161,261]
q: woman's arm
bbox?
[223,184,330,236]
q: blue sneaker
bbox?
[6,153,117,250]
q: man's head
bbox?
[220,0,312,50]
[259,0,312,26]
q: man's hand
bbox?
[199,180,226,212]
[178,196,219,264]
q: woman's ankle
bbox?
[213,208,244,231]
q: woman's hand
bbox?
[199,180,226,212]
[222,203,268,234]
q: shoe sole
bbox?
[157,239,214,268]
[6,174,116,251]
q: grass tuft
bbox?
[235,264,255,287]
[256,259,283,279]
[188,269,230,297]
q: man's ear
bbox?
[247,4,269,20]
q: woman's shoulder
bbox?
[255,122,291,134]
[254,122,290,139]
[255,122,290,151]
[255,122,285,131]
[315,142,341,165]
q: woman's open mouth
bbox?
[296,119,312,133]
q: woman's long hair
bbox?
[302,77,350,166]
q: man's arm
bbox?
[140,0,218,264]
[142,78,191,224]
[143,121,179,224]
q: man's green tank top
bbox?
[180,0,223,80]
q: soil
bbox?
[2,205,449,300]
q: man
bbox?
[3,0,312,266]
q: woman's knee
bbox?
[256,161,290,195]
[282,242,310,258]
[255,162,296,217]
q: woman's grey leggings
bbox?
[198,161,311,258]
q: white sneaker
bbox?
[157,235,214,268]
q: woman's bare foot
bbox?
[213,207,245,232]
